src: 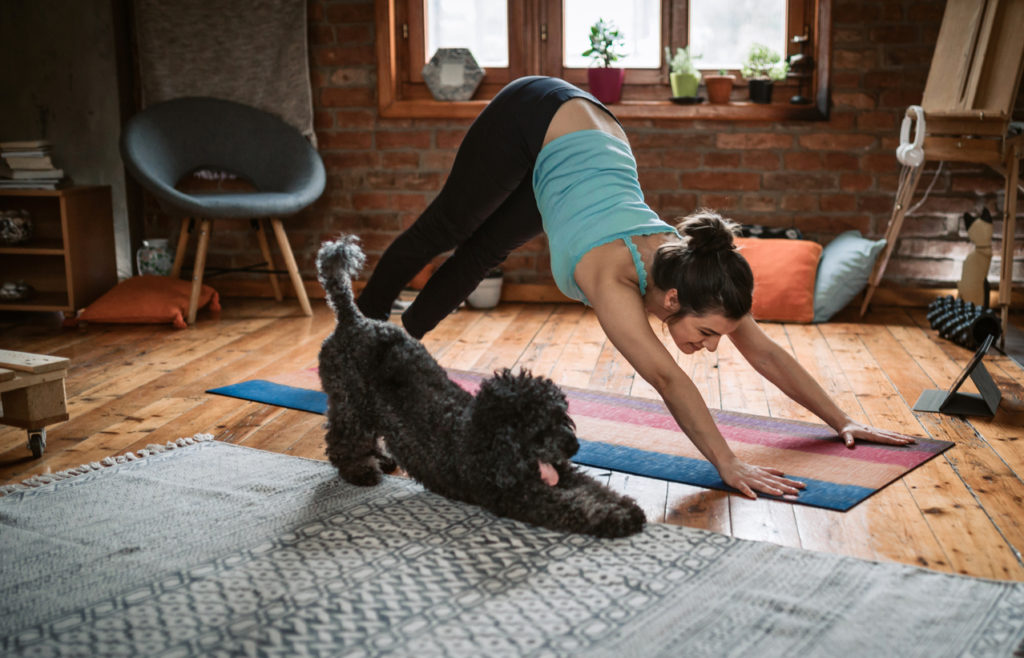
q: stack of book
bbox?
[0,140,68,189]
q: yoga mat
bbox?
[208,369,953,511]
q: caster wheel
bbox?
[28,429,46,459]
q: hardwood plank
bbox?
[514,304,584,377]
[472,303,554,374]
[549,310,607,388]
[437,305,521,372]
[818,321,990,575]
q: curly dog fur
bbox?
[316,235,645,538]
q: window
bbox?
[375,0,829,120]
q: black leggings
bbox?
[356,76,619,338]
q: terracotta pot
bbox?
[587,67,625,104]
[704,75,735,104]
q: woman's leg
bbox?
[401,176,543,338]
[356,78,550,321]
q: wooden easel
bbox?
[860,0,1024,339]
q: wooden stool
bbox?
[0,349,70,458]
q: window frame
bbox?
[375,0,831,120]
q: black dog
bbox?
[316,235,645,538]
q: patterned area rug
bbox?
[208,369,953,511]
[2,439,1021,657]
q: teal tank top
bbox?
[532,130,678,305]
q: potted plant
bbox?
[583,18,626,104]
[741,43,789,104]
[704,69,735,104]
[665,46,701,98]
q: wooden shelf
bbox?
[0,186,117,316]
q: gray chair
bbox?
[120,96,325,323]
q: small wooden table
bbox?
[0,349,70,458]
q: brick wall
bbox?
[147,0,1024,292]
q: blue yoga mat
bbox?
[206,378,906,511]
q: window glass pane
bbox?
[689,0,787,71]
[426,0,508,68]
[563,0,661,69]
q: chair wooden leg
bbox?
[998,143,1020,347]
[254,219,283,302]
[860,165,925,316]
[270,218,313,316]
[170,217,191,278]
[188,219,213,325]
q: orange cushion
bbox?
[79,275,221,329]
[735,238,822,323]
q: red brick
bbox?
[824,153,860,171]
[833,48,878,71]
[856,111,897,131]
[313,44,375,67]
[680,172,761,191]
[656,193,699,213]
[380,152,420,169]
[351,192,396,210]
[840,173,873,192]
[395,172,444,191]
[435,129,467,149]
[313,110,334,130]
[741,152,781,170]
[863,71,904,89]
[310,25,335,45]
[329,67,373,86]
[762,172,837,191]
[831,71,863,88]
[798,215,871,235]
[697,194,738,211]
[321,87,374,107]
[784,152,824,171]
[742,194,777,212]
[832,92,876,110]
[715,133,793,150]
[702,152,742,168]
[334,109,376,130]
[638,170,680,190]
[951,175,1005,194]
[421,151,456,171]
[915,196,977,215]
[318,131,373,150]
[322,151,378,169]
[820,194,857,212]
[781,194,819,212]
[376,130,432,150]
[833,2,881,23]
[859,153,900,174]
[858,194,899,214]
[870,26,917,43]
[798,133,876,151]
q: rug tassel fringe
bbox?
[0,434,215,496]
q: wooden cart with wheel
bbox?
[0,350,70,458]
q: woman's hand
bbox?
[837,421,918,449]
[718,458,807,500]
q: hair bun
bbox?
[678,209,738,255]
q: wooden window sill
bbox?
[378,97,827,121]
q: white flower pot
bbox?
[466,274,503,309]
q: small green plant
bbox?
[741,43,789,80]
[583,18,626,68]
[665,46,701,76]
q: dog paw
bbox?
[592,500,646,538]
[338,463,383,487]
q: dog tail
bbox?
[316,234,366,322]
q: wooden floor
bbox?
[2,299,1023,582]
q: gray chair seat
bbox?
[120,96,324,323]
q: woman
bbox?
[357,76,916,499]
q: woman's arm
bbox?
[728,315,917,447]
[584,277,805,498]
